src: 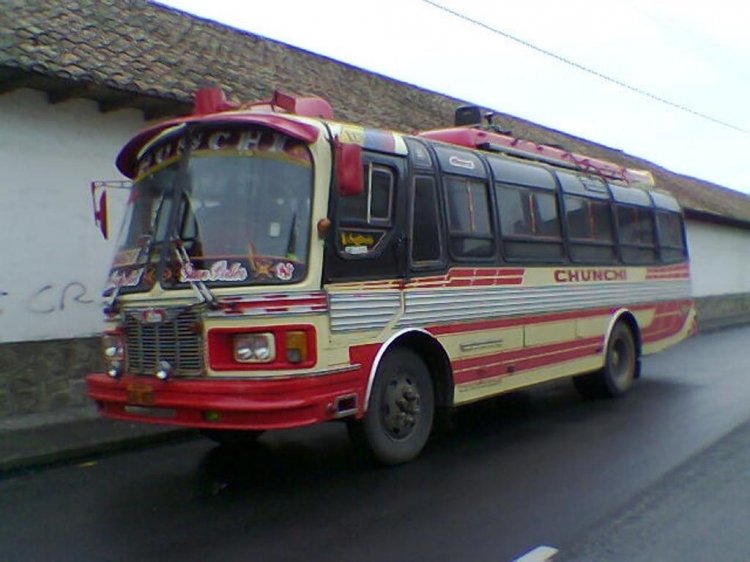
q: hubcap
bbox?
[610,337,633,386]
[381,375,421,439]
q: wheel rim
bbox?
[381,373,422,440]
[609,335,634,388]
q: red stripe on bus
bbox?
[427,300,690,337]
[226,295,328,312]
[454,336,602,372]
[454,340,601,384]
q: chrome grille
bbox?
[124,308,204,376]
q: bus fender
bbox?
[362,328,451,412]
[604,308,642,377]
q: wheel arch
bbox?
[605,308,642,378]
[364,328,453,412]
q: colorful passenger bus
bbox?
[87,88,694,464]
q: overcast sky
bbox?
[159,0,750,194]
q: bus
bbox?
[87,88,694,465]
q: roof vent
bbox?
[271,90,334,120]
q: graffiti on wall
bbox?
[0,281,104,322]
[26,282,97,314]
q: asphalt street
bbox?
[1,326,749,562]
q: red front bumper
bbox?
[86,369,366,430]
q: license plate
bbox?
[127,383,154,406]
[124,405,175,419]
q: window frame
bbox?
[614,203,658,264]
[556,182,622,265]
[655,209,688,263]
[410,175,446,269]
[443,173,496,261]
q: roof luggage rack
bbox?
[419,106,654,188]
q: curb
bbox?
[0,428,197,477]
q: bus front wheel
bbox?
[348,348,435,465]
[574,322,637,399]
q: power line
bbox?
[421,0,748,134]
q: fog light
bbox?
[204,411,221,422]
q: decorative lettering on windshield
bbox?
[137,127,311,179]
[179,261,249,283]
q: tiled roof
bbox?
[3,0,750,225]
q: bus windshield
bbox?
[109,147,313,292]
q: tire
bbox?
[348,348,435,465]
[574,322,637,399]
[200,429,265,446]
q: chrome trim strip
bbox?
[460,339,505,352]
[149,364,362,381]
[329,291,401,332]
[330,280,690,333]
[396,280,691,329]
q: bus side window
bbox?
[656,210,687,263]
[496,183,564,261]
[616,205,657,263]
[339,163,393,227]
[555,171,615,264]
[445,176,494,259]
[411,176,443,265]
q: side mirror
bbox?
[90,180,131,240]
[334,141,364,197]
[91,181,109,239]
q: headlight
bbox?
[102,333,124,361]
[233,333,275,363]
[102,333,124,378]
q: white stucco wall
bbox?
[2,88,749,343]
[686,220,750,297]
[0,89,142,343]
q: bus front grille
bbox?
[123,308,204,376]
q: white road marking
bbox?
[511,545,559,562]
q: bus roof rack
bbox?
[418,126,654,187]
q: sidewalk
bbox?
[0,405,195,476]
[559,417,750,561]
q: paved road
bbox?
[1,327,749,562]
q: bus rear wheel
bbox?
[348,348,434,465]
[574,322,637,399]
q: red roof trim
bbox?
[116,113,321,178]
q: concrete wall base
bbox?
[695,293,750,333]
[0,337,102,417]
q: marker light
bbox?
[233,333,275,363]
[285,331,308,364]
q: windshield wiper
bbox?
[285,211,297,260]
[171,237,219,309]
[159,127,219,310]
